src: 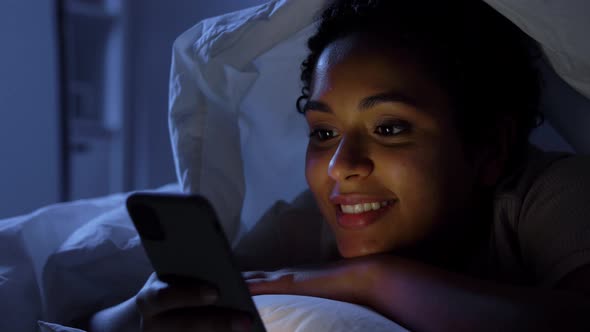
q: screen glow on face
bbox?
[304,36,483,259]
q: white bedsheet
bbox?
[0,185,406,332]
[0,187,163,331]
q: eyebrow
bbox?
[303,91,419,114]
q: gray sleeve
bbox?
[519,155,590,287]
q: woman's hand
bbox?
[135,272,253,332]
[244,255,388,306]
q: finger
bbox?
[143,307,252,332]
[137,282,219,317]
[242,271,268,280]
[246,277,291,295]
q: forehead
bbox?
[310,35,450,111]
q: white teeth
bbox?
[354,204,364,213]
[340,201,393,214]
[342,205,355,214]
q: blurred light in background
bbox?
[0,0,267,219]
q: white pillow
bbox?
[168,0,590,251]
[254,295,409,332]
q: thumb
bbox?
[246,277,293,295]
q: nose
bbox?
[328,135,374,182]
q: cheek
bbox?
[377,147,451,216]
[305,146,330,192]
[305,146,339,223]
[378,148,439,190]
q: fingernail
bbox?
[231,316,252,332]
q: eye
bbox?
[309,128,339,141]
[374,120,411,137]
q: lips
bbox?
[330,194,396,230]
[335,201,394,229]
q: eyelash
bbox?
[309,121,411,142]
[374,120,411,137]
[309,128,339,141]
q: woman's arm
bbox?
[246,255,590,332]
[368,256,590,332]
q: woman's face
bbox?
[304,35,488,259]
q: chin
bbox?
[336,240,390,258]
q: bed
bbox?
[1,0,589,331]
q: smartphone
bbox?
[126,192,266,332]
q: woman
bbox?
[87,0,590,331]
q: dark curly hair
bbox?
[297,0,544,172]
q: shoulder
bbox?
[521,151,590,218]
[491,145,590,286]
[493,145,590,236]
[492,145,575,222]
[529,150,590,186]
[521,152,590,286]
[495,145,577,199]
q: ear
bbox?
[477,117,516,187]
